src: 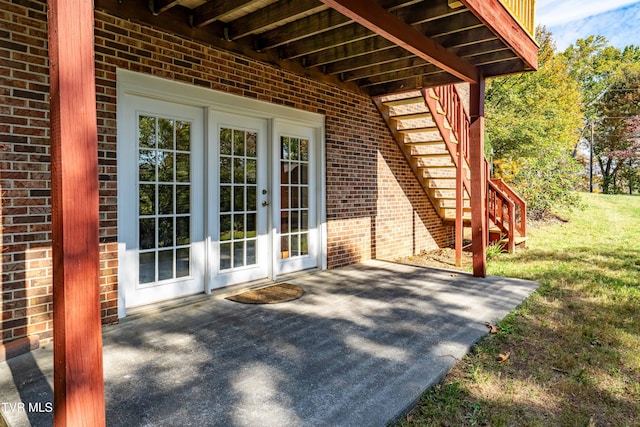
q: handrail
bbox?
[488,180,516,253]
[490,178,527,238]
[498,0,536,38]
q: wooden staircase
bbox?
[374,85,527,254]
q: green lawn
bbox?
[400,193,640,426]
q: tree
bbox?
[486,27,584,217]
[563,38,640,193]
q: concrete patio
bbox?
[0,260,538,427]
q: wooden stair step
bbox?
[382,96,424,107]
[390,112,432,121]
[399,126,439,134]
[427,178,456,188]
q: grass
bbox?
[399,193,640,426]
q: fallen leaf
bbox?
[496,351,511,363]
[485,322,499,334]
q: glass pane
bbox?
[139,252,155,283]
[291,164,300,185]
[158,118,174,150]
[176,216,190,246]
[234,186,244,211]
[300,233,309,255]
[220,186,232,212]
[139,218,155,250]
[233,158,244,183]
[281,137,289,160]
[246,132,257,157]
[176,121,191,151]
[158,151,174,182]
[158,185,174,215]
[281,163,290,184]
[301,211,309,230]
[176,247,190,278]
[281,211,289,234]
[158,217,174,248]
[281,236,289,259]
[176,153,190,183]
[300,164,308,184]
[220,128,232,155]
[246,213,256,238]
[247,186,256,211]
[291,211,300,232]
[290,138,299,161]
[220,214,231,241]
[301,187,309,209]
[138,116,156,148]
[233,214,245,239]
[291,186,299,209]
[291,234,299,257]
[281,186,289,209]
[300,139,309,161]
[139,150,156,182]
[158,249,174,281]
[234,129,245,156]
[220,157,231,183]
[246,159,257,184]
[176,185,190,214]
[246,240,256,265]
[139,184,155,215]
[233,241,244,267]
[220,243,231,270]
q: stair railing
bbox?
[490,178,527,238]
[426,84,526,252]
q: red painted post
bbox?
[455,100,464,267]
[47,0,106,425]
[469,79,487,277]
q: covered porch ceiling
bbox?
[95,0,538,96]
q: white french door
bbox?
[273,121,319,275]
[208,112,269,288]
[119,95,205,309]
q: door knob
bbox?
[262,200,270,207]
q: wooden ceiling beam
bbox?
[251,0,434,51]
[302,16,484,71]
[227,0,327,41]
[320,0,479,83]
[367,72,461,96]
[253,9,351,51]
[344,57,429,81]
[460,0,538,70]
[281,23,374,60]
[191,0,256,28]
[326,46,412,75]
[149,0,181,16]
[332,37,505,78]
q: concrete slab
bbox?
[0,260,538,426]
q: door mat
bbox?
[225,283,304,304]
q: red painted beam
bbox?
[469,80,487,277]
[461,0,538,71]
[47,0,106,425]
[319,0,479,83]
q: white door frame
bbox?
[117,69,327,318]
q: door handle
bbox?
[262,200,270,207]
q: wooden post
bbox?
[47,0,106,425]
[455,101,464,267]
[469,79,487,277]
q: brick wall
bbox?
[0,0,452,345]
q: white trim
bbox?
[117,69,324,126]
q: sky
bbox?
[536,0,640,51]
